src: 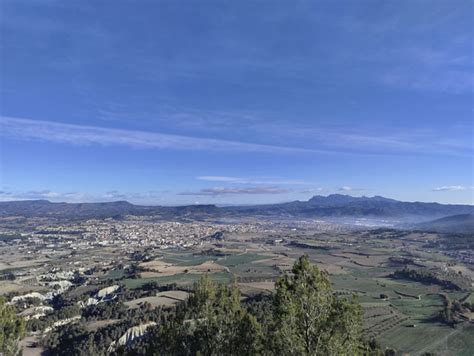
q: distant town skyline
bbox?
[1,1,472,205]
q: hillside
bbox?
[414,214,474,234]
[0,200,219,220]
[222,195,474,221]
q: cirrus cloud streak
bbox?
[178,187,289,196]
[432,185,472,192]
[0,116,331,155]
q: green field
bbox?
[464,291,474,304]
[124,240,473,355]
[216,253,269,267]
[378,322,474,355]
[104,268,127,280]
[161,254,217,266]
[122,272,232,289]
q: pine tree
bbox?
[0,296,25,356]
[147,275,263,356]
[272,255,363,355]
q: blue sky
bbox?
[0,0,473,205]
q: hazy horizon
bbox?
[0,192,473,207]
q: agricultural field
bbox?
[91,229,474,355]
[87,232,470,353]
[2,223,472,356]
[122,272,233,289]
[125,291,189,309]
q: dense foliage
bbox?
[272,255,363,355]
[146,275,262,355]
[0,296,25,356]
[437,293,472,326]
[42,304,166,355]
[391,267,470,291]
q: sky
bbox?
[0,0,473,205]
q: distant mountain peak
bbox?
[366,195,398,203]
[308,194,397,205]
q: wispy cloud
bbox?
[112,104,472,158]
[338,186,364,192]
[178,187,289,196]
[0,116,332,155]
[249,122,473,157]
[3,115,469,159]
[381,69,473,95]
[339,186,353,192]
[196,176,314,185]
[432,185,472,192]
[300,187,324,194]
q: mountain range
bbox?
[0,195,472,226]
[0,199,218,220]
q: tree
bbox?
[147,275,263,355]
[0,296,25,356]
[272,255,363,355]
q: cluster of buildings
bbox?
[1,218,269,251]
[0,218,273,326]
